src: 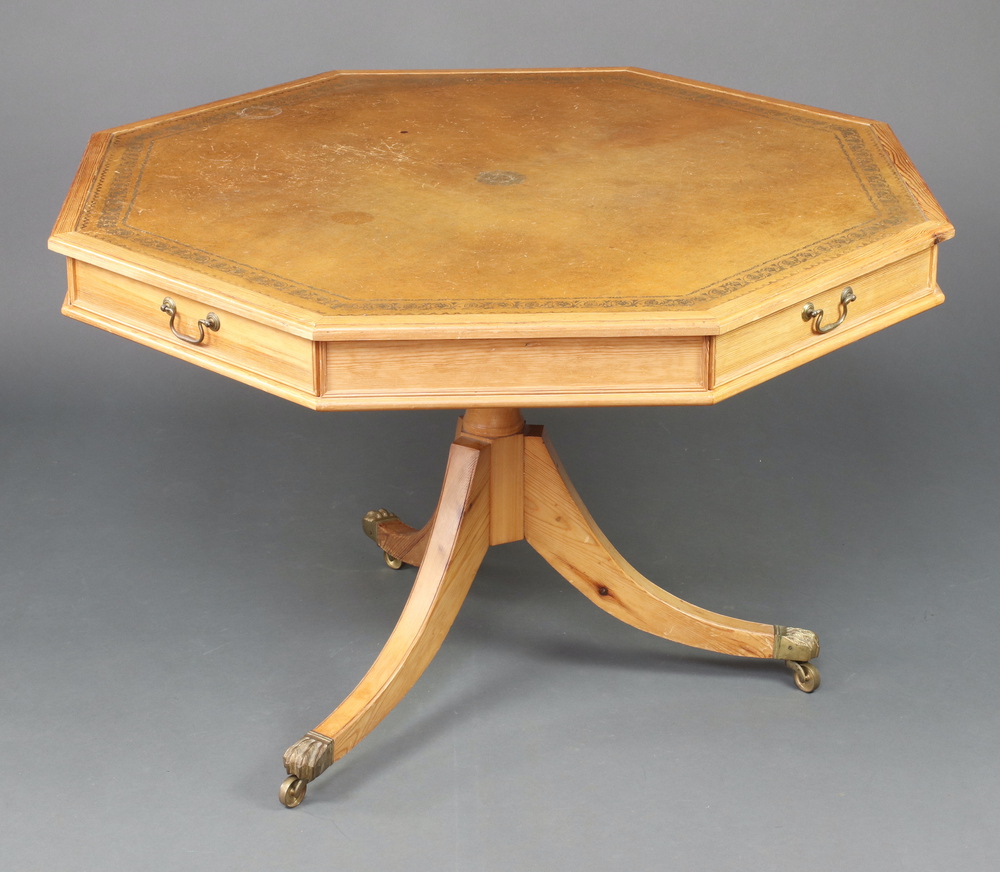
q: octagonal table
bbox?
[50,68,952,807]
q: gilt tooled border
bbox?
[77,71,916,315]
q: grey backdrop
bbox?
[3,1,998,869]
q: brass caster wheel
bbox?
[279,775,307,808]
[383,551,404,570]
[787,660,820,693]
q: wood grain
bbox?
[314,439,491,759]
[487,430,524,545]
[61,248,945,410]
[523,427,777,658]
[323,336,708,402]
[711,289,944,402]
[68,259,316,393]
[52,68,951,411]
[714,248,936,386]
[51,132,113,238]
[871,121,954,237]
[376,516,434,567]
[461,408,525,438]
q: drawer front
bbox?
[322,335,709,407]
[67,261,317,396]
[713,248,939,389]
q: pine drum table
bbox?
[50,68,953,807]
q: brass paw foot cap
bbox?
[773,626,820,661]
[363,508,399,542]
[283,730,335,782]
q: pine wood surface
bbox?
[523,427,777,657]
[711,288,943,402]
[71,260,316,392]
[52,67,952,410]
[321,335,708,401]
[60,245,943,410]
[714,248,936,385]
[460,407,526,438]
[459,408,525,544]
[316,438,491,759]
[51,69,949,797]
[314,414,806,771]
[376,517,434,568]
[60,263,944,410]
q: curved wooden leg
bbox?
[523,427,819,663]
[363,509,435,568]
[281,439,491,805]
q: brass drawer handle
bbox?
[802,287,856,334]
[160,298,220,345]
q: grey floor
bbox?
[3,2,999,869]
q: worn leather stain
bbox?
[477,171,525,185]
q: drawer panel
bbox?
[323,336,708,403]
[714,249,937,387]
[67,261,317,394]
